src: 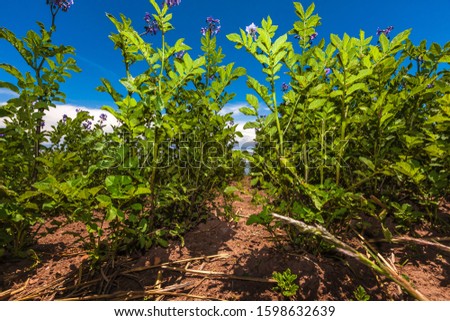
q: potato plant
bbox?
[0,0,448,272]
[228,2,449,248]
[0,1,80,255]
[0,0,245,260]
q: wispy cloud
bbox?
[1,103,257,146]
[0,88,19,99]
[219,102,244,117]
[43,104,120,132]
[235,120,256,150]
[1,103,120,132]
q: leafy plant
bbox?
[89,0,245,254]
[272,268,299,298]
[0,2,79,255]
[227,1,450,251]
[353,285,370,301]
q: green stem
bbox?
[31,10,58,182]
[270,71,284,158]
[320,118,325,185]
[336,70,347,186]
[149,31,166,210]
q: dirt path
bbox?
[1,181,449,300]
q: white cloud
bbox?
[219,102,244,117]
[235,120,256,150]
[1,103,120,132]
[1,103,257,147]
[42,104,120,132]
[0,88,19,99]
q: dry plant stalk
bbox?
[271,212,429,301]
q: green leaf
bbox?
[347,83,367,96]
[226,33,242,44]
[157,238,169,247]
[359,157,375,171]
[247,207,273,226]
[224,186,239,195]
[0,106,12,118]
[246,94,259,110]
[107,206,125,222]
[293,2,305,19]
[96,195,112,207]
[0,63,24,82]
[0,28,33,65]
[391,29,411,47]
[243,121,259,129]
[135,186,152,195]
[271,34,288,55]
[305,3,315,17]
[309,99,327,110]
[239,107,257,116]
[330,90,343,98]
[347,69,372,85]
[330,34,341,49]
[0,81,19,93]
[379,33,390,53]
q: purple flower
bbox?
[175,50,186,59]
[376,26,394,37]
[0,133,5,137]
[143,12,159,36]
[40,121,45,129]
[82,120,92,130]
[325,68,332,76]
[281,82,290,92]
[163,0,181,7]
[47,0,74,12]
[99,113,107,122]
[310,32,318,41]
[62,114,68,123]
[427,83,434,89]
[201,17,221,37]
[76,108,81,113]
[246,23,258,40]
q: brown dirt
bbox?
[1,179,449,301]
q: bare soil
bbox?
[1,179,449,301]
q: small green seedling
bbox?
[272,268,299,298]
[353,285,370,301]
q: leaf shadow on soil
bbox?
[216,244,390,301]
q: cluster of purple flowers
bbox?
[82,120,92,130]
[62,114,68,123]
[144,12,159,36]
[246,23,258,40]
[163,0,181,7]
[175,50,186,59]
[325,68,332,76]
[376,26,394,37]
[46,0,74,12]
[40,121,45,129]
[294,32,318,44]
[281,82,290,92]
[99,113,107,122]
[201,17,221,37]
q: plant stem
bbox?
[336,67,347,186]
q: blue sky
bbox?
[1,0,450,141]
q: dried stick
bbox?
[271,212,429,301]
[389,236,450,254]
[125,253,229,274]
[161,266,276,283]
